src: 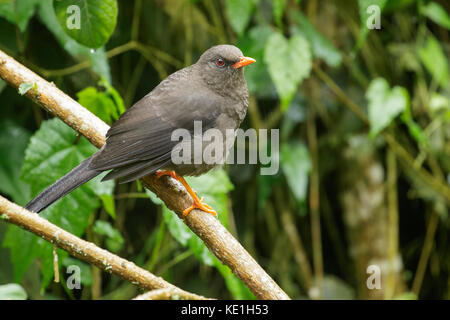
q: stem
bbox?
[306,82,323,298]
[386,148,399,299]
[412,210,439,297]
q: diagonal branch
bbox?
[0,49,290,300]
[133,288,185,300]
[0,195,208,300]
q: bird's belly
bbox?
[167,114,240,176]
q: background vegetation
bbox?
[0,0,449,300]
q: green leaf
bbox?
[0,283,27,300]
[401,102,428,146]
[3,118,112,286]
[93,220,124,253]
[146,189,164,206]
[100,194,116,219]
[366,78,409,136]
[418,35,449,88]
[99,78,126,114]
[0,120,30,205]
[214,262,255,299]
[53,0,118,49]
[291,11,342,67]
[76,83,122,124]
[280,141,311,210]
[0,0,40,32]
[264,33,312,110]
[37,0,111,81]
[161,206,191,247]
[420,2,450,30]
[2,226,39,284]
[225,0,256,36]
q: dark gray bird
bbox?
[25,45,255,216]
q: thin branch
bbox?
[32,41,183,78]
[412,210,439,297]
[306,83,323,298]
[133,288,194,300]
[0,49,290,300]
[386,148,400,299]
[0,196,208,300]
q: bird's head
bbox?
[196,45,256,98]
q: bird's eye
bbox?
[215,58,225,67]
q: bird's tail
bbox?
[25,156,101,213]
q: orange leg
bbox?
[156,170,217,216]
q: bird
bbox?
[25,45,256,216]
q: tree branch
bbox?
[133,288,189,300]
[0,49,290,300]
[0,196,208,300]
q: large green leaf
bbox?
[76,83,123,124]
[225,0,256,36]
[264,33,312,110]
[291,11,342,68]
[280,141,311,210]
[0,120,30,205]
[418,35,449,88]
[0,0,40,32]
[420,1,450,30]
[366,78,409,136]
[37,0,111,81]
[53,0,118,49]
[3,118,114,286]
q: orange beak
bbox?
[232,56,256,69]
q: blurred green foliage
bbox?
[0,0,449,300]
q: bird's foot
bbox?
[155,170,178,180]
[155,170,217,216]
[183,197,216,216]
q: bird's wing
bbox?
[89,70,223,182]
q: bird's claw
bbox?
[183,197,217,216]
[155,171,216,216]
[155,170,178,180]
